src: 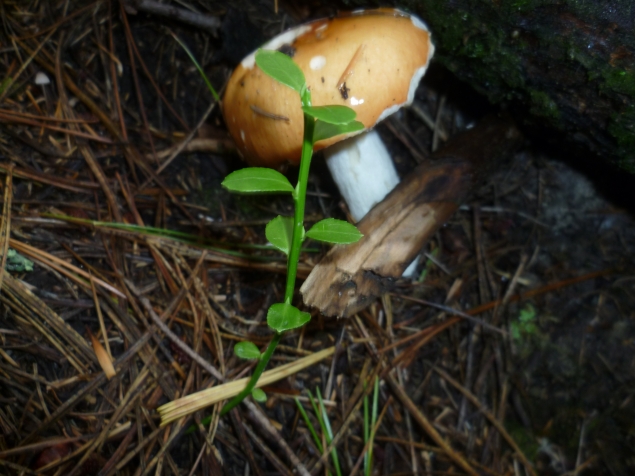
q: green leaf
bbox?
[511,304,539,342]
[267,303,311,332]
[314,120,364,142]
[305,218,363,244]
[302,105,357,125]
[519,304,537,323]
[255,49,306,94]
[6,249,34,272]
[0,77,12,96]
[251,388,267,402]
[222,168,294,194]
[234,341,261,360]
[265,216,294,255]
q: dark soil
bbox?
[0,1,633,475]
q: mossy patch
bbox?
[421,2,527,102]
[608,105,635,172]
[506,421,540,461]
[529,89,561,122]
[379,0,635,172]
[566,41,596,70]
[601,67,635,97]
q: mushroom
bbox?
[35,71,53,114]
[223,8,434,222]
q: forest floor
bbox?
[0,1,633,475]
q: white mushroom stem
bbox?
[324,130,399,223]
[324,129,418,277]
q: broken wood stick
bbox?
[301,114,523,317]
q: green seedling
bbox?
[233,341,261,360]
[510,304,539,342]
[221,49,363,414]
[295,389,343,476]
[5,249,33,272]
[251,388,267,403]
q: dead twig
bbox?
[432,365,537,476]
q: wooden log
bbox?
[401,1,635,174]
[300,114,522,318]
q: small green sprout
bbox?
[233,341,261,360]
[220,49,363,414]
[251,388,267,403]
[6,249,34,272]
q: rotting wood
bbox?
[382,1,635,173]
[301,114,523,317]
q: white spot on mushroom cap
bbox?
[240,130,246,143]
[241,24,312,70]
[309,55,326,70]
[350,97,364,106]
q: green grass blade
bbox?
[172,33,220,102]
[294,397,323,453]
[307,390,322,426]
[316,388,342,476]
[366,377,380,476]
[171,33,220,101]
[305,391,332,476]
[363,387,370,474]
[45,213,321,259]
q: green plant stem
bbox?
[220,332,282,415]
[222,89,314,415]
[284,107,314,304]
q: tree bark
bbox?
[374,0,635,173]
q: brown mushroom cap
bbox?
[222,9,434,167]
